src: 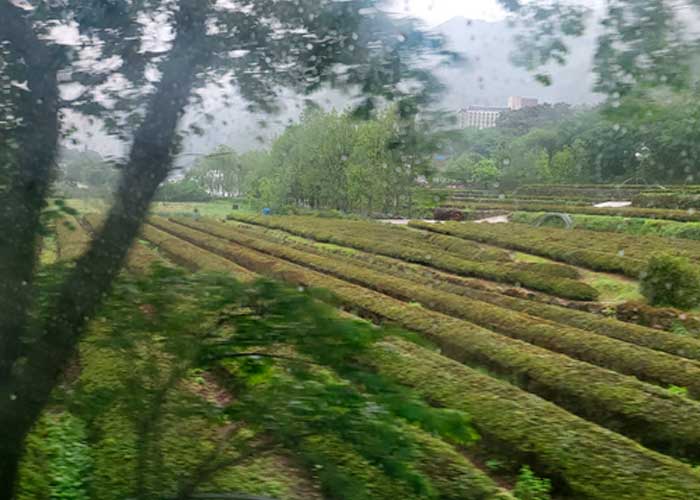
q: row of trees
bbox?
[54,148,119,198]
[183,107,436,215]
[60,95,700,206]
[440,93,700,189]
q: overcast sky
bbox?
[390,0,508,27]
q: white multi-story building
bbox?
[457,96,540,129]
[457,105,508,129]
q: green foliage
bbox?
[511,211,700,241]
[46,413,93,500]
[32,264,493,499]
[154,179,212,202]
[513,466,551,500]
[55,215,92,261]
[641,254,700,309]
[18,412,92,500]
[410,219,645,278]
[496,104,576,135]
[461,200,700,223]
[186,146,246,198]
[633,193,700,210]
[147,216,700,466]
[369,338,700,500]
[239,107,436,216]
[228,214,598,300]
[439,93,700,187]
[444,154,500,189]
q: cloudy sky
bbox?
[390,0,508,26]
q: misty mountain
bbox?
[73,16,603,164]
[177,18,603,166]
[433,16,602,109]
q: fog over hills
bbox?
[434,16,603,109]
[177,16,603,160]
[70,15,603,164]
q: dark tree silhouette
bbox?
[0,1,451,495]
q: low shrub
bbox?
[55,216,92,261]
[513,466,551,500]
[331,243,700,363]
[83,215,169,273]
[170,217,700,395]
[515,184,700,200]
[641,254,700,309]
[141,224,256,282]
[217,217,700,363]
[616,301,700,337]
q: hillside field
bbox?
[21,195,700,500]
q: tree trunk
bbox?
[0,6,60,495]
[0,0,60,387]
[0,2,208,496]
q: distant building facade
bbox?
[507,96,539,110]
[457,96,540,129]
[457,105,507,129]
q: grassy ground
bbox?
[580,271,642,304]
[64,197,109,214]
[65,198,257,219]
[151,200,252,219]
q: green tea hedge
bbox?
[616,301,700,336]
[171,217,700,396]
[55,216,92,261]
[455,202,700,223]
[511,211,700,241]
[268,229,700,363]
[410,220,645,278]
[367,339,700,500]
[227,215,598,300]
[152,216,700,461]
[427,278,700,363]
[633,193,700,210]
[142,223,256,282]
[83,214,169,273]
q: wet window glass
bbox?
[3,1,700,498]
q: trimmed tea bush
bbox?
[633,193,700,210]
[367,339,700,500]
[152,216,700,461]
[410,220,645,278]
[511,211,700,241]
[455,201,700,222]
[228,214,598,300]
[641,254,700,310]
[616,301,700,337]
